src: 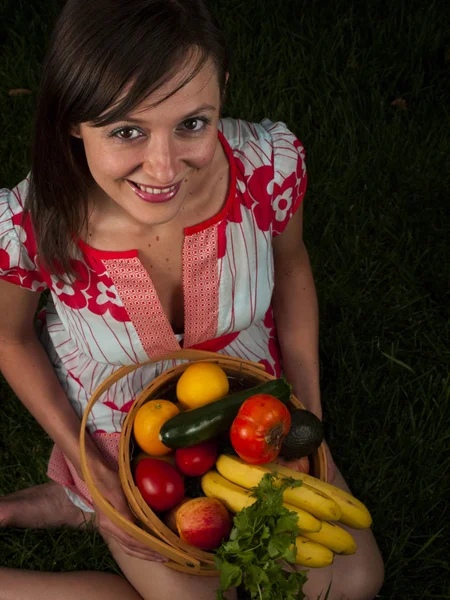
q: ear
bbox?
[70,125,82,139]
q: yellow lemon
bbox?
[176,362,229,409]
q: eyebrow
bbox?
[120,104,217,124]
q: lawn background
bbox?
[0,0,449,598]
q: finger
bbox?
[122,547,168,562]
[107,533,167,561]
[116,537,168,562]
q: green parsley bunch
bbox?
[215,473,308,600]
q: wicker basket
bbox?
[80,349,328,576]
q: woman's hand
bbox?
[90,461,168,562]
[274,455,310,473]
[274,441,337,483]
[322,439,337,483]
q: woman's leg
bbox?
[1,476,382,599]
[1,483,235,600]
[300,469,384,600]
[0,481,93,529]
[0,568,142,600]
[105,534,237,600]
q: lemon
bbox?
[176,362,229,409]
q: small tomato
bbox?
[175,440,218,477]
[135,458,184,512]
[230,394,291,464]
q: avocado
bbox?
[280,409,324,459]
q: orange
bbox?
[133,399,179,456]
[176,362,229,410]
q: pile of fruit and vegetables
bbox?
[129,362,372,599]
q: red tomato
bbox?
[135,458,184,512]
[230,394,291,464]
[175,440,218,477]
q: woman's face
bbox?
[75,58,224,229]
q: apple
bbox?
[170,497,232,550]
[164,498,190,534]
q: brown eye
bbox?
[118,127,135,139]
[183,118,200,131]
[111,127,142,141]
[181,117,211,133]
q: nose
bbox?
[141,134,180,186]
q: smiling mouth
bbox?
[129,181,180,195]
[126,179,182,204]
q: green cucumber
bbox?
[159,378,292,449]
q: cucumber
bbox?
[159,378,292,449]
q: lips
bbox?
[127,179,182,203]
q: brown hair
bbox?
[25,0,229,279]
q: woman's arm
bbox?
[272,205,322,419]
[0,278,166,559]
[0,279,105,477]
[272,206,339,481]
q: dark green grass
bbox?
[1,0,450,597]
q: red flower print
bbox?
[0,248,10,272]
[103,399,135,413]
[51,260,90,309]
[272,158,307,236]
[261,308,282,377]
[273,186,293,222]
[242,164,275,231]
[0,243,47,292]
[11,212,36,253]
[87,272,129,322]
[259,359,275,376]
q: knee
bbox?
[337,551,384,600]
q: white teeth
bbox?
[134,182,177,194]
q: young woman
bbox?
[0,1,384,598]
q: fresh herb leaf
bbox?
[268,533,292,557]
[218,560,242,594]
[282,544,298,563]
[222,539,240,553]
[215,472,308,600]
[275,514,300,534]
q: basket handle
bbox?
[79,349,264,569]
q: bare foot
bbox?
[0,482,94,529]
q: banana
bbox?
[202,470,254,512]
[286,504,322,534]
[294,536,334,568]
[216,455,342,522]
[265,462,372,529]
[299,520,357,555]
[201,471,322,533]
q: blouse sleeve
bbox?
[261,119,308,237]
[0,179,48,292]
